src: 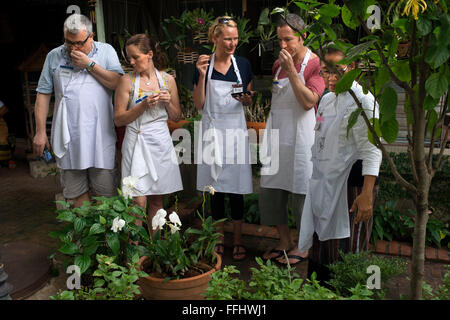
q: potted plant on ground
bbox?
[137,186,224,300]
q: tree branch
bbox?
[281,9,417,194]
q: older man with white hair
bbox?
[33,13,124,207]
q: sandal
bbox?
[262,248,285,261]
[232,244,247,261]
[214,243,225,258]
[276,254,308,266]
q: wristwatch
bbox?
[86,61,96,72]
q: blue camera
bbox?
[42,148,54,164]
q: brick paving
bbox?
[0,140,448,300]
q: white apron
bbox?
[196,54,253,194]
[51,46,116,170]
[298,92,360,252]
[121,70,183,196]
[260,49,315,194]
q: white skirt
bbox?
[121,120,183,196]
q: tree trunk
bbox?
[409,110,431,299]
[410,192,429,299]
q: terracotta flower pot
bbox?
[246,121,266,142]
[167,119,190,133]
[138,252,221,300]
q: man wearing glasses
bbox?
[298,43,382,283]
[33,13,124,207]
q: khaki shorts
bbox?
[259,187,306,230]
[60,167,119,199]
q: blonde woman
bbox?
[193,16,254,261]
[114,34,183,231]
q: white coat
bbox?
[298,82,382,252]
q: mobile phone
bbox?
[231,91,252,98]
[42,147,54,164]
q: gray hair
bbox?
[63,14,93,35]
[277,13,306,33]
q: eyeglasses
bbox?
[64,33,91,48]
[319,65,348,78]
[212,17,236,33]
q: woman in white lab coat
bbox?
[194,16,254,261]
[114,34,183,231]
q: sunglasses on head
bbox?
[213,17,236,32]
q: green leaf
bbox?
[99,216,106,225]
[423,95,440,111]
[334,69,362,94]
[341,5,359,30]
[392,61,411,83]
[342,40,376,64]
[113,200,126,212]
[379,87,398,123]
[74,254,91,274]
[381,118,399,144]
[73,218,86,233]
[425,72,448,99]
[59,243,79,255]
[319,4,340,18]
[427,109,439,138]
[416,17,432,36]
[374,66,390,95]
[346,108,363,138]
[107,233,120,255]
[89,223,106,235]
[345,0,366,16]
[425,44,450,69]
[368,118,381,146]
[56,211,76,223]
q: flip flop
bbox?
[214,243,225,258]
[232,244,247,261]
[262,248,285,261]
[276,255,308,266]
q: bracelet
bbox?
[86,61,96,72]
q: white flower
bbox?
[122,176,139,189]
[205,185,215,195]
[111,217,126,233]
[122,185,133,200]
[152,208,167,230]
[169,212,182,227]
[168,223,181,234]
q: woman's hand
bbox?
[233,91,254,106]
[196,54,211,77]
[158,90,171,105]
[142,93,160,110]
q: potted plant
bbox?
[245,91,269,138]
[185,8,215,45]
[255,8,277,55]
[137,186,224,300]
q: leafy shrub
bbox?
[51,253,147,300]
[205,257,373,300]
[372,199,449,247]
[327,251,408,299]
[49,195,149,277]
